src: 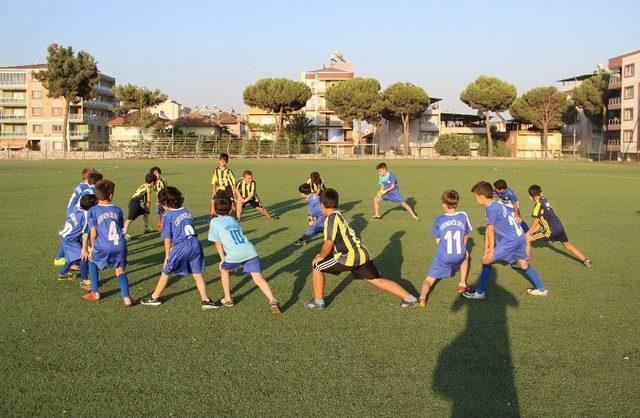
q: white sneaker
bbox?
[462,290,486,300]
[527,288,549,297]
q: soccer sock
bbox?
[476,264,492,294]
[79,260,89,281]
[523,265,546,290]
[404,295,418,303]
[314,298,325,306]
[89,262,99,293]
[520,220,530,233]
[55,245,65,259]
[59,261,72,276]
[117,273,131,298]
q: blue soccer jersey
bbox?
[66,182,94,215]
[59,207,88,244]
[208,215,258,263]
[494,187,519,210]
[308,194,325,224]
[161,207,197,245]
[432,212,472,262]
[378,172,400,190]
[486,201,525,248]
[87,204,126,251]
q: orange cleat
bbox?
[458,285,468,294]
[121,297,137,307]
[83,292,100,302]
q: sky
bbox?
[1,0,639,113]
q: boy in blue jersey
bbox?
[293,183,325,246]
[493,179,529,233]
[82,179,135,307]
[208,197,280,314]
[526,185,592,268]
[463,181,548,299]
[57,194,98,290]
[54,170,103,266]
[372,162,419,221]
[141,187,218,310]
[419,190,472,307]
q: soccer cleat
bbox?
[141,295,162,306]
[457,285,468,294]
[53,257,67,267]
[121,296,136,307]
[83,292,100,302]
[220,298,234,307]
[270,299,281,314]
[57,273,74,281]
[293,238,307,246]
[398,298,418,308]
[418,298,427,308]
[124,233,132,241]
[462,290,486,300]
[270,215,279,220]
[201,299,219,310]
[413,217,421,223]
[527,288,549,297]
[80,280,92,291]
[143,228,154,234]
[69,264,80,271]
[583,258,593,268]
[306,298,325,309]
[371,215,381,220]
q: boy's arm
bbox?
[483,225,495,262]
[163,238,171,265]
[81,233,90,260]
[312,240,334,267]
[527,218,541,236]
[214,241,226,262]
[513,202,522,221]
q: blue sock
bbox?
[59,261,72,276]
[524,265,546,290]
[79,260,89,281]
[117,273,131,298]
[476,264,492,294]
[520,220,529,233]
[56,245,65,259]
[314,298,325,306]
[89,262,99,293]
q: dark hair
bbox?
[219,153,229,162]
[299,183,312,195]
[441,190,459,209]
[145,172,156,184]
[158,186,184,209]
[150,166,161,174]
[471,181,493,199]
[243,170,253,177]
[528,184,543,197]
[87,171,103,185]
[81,167,95,179]
[309,171,322,185]
[493,179,507,190]
[79,194,98,211]
[94,179,115,200]
[319,188,339,209]
[214,197,233,215]
[376,162,387,170]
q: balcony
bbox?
[69,131,89,140]
[68,113,86,123]
[608,97,622,110]
[0,114,27,122]
[609,76,622,89]
[608,118,621,130]
[606,141,620,152]
[93,84,115,96]
[0,97,27,106]
[0,131,27,138]
[83,98,115,110]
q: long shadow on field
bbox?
[271,244,320,312]
[433,279,520,417]
[381,197,417,219]
[375,231,418,295]
[267,198,307,217]
[532,240,582,264]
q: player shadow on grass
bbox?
[380,197,417,219]
[374,231,418,295]
[531,240,582,264]
[433,279,521,417]
[265,198,307,217]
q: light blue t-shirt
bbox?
[207,216,258,263]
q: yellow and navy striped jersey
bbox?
[154,176,168,192]
[306,178,326,194]
[324,211,370,267]
[236,179,257,199]
[211,167,236,190]
[131,184,152,207]
[532,197,563,233]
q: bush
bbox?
[476,137,511,157]
[435,134,471,156]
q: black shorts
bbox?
[128,199,149,221]
[531,227,568,243]
[212,186,234,201]
[242,196,263,209]
[315,256,380,280]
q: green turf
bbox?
[0,159,638,417]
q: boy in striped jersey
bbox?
[123,173,156,240]
[150,166,168,231]
[308,188,419,309]
[209,153,237,216]
[235,170,276,220]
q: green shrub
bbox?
[435,134,471,156]
[476,137,511,157]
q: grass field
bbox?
[1,159,638,417]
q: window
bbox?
[32,90,42,99]
[624,86,634,99]
[32,107,42,116]
[52,124,63,133]
[52,107,62,116]
[623,130,634,142]
[419,132,437,144]
[32,124,43,133]
[624,64,635,77]
[623,108,634,121]
[0,72,26,86]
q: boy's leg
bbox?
[88,262,100,293]
[143,214,149,231]
[366,278,412,300]
[249,272,276,302]
[192,273,211,301]
[400,201,419,219]
[219,266,232,301]
[123,219,132,233]
[256,206,271,219]
[561,241,588,262]
[236,201,243,219]
[151,273,171,299]
[517,260,547,291]
[209,198,215,216]
[79,260,89,281]
[459,254,470,289]
[114,266,132,299]
[419,276,436,300]
[373,196,381,217]
[55,245,65,260]
[58,260,73,277]
[474,263,493,294]
[312,268,326,301]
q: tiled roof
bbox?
[218,111,238,124]
[0,64,47,70]
[306,66,350,73]
[173,114,222,128]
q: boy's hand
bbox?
[312,255,322,267]
[376,190,385,198]
[81,248,90,261]
[482,249,494,263]
[163,256,169,269]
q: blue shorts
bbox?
[162,238,205,276]
[91,245,127,270]
[381,189,405,204]
[221,256,261,275]
[61,238,82,264]
[304,223,324,237]
[427,253,467,279]
[493,243,528,264]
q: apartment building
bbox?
[0,64,116,151]
[607,50,639,160]
[301,53,354,142]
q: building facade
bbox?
[149,99,184,120]
[0,64,116,151]
[607,50,639,160]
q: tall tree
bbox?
[460,76,516,156]
[283,113,316,143]
[571,70,610,148]
[381,82,430,155]
[34,43,99,154]
[113,84,167,140]
[325,77,382,145]
[510,87,575,158]
[243,78,311,140]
